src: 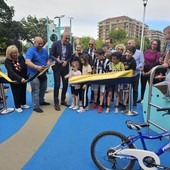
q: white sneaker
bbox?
[77,107,85,113]
[21,105,30,109]
[69,104,75,109]
[114,107,119,114]
[73,105,79,110]
[105,107,110,114]
[15,108,23,112]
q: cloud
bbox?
[6,0,170,39]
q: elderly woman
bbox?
[5,45,29,112]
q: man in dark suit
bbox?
[50,32,73,111]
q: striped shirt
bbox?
[94,58,111,74]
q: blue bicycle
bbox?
[91,108,170,170]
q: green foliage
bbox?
[108,28,127,42]
[21,15,47,44]
[96,39,104,48]
[79,37,91,49]
[0,0,14,23]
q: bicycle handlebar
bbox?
[157,108,170,116]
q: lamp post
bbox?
[54,15,65,39]
[69,17,73,43]
[140,0,148,51]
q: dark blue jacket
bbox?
[50,40,73,71]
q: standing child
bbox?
[65,61,81,110]
[90,48,111,113]
[121,46,136,111]
[77,54,92,112]
[106,52,125,113]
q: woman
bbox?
[138,39,161,103]
[5,45,29,112]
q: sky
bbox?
[6,0,170,39]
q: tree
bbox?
[0,0,15,52]
[21,15,48,44]
[79,37,91,50]
[108,28,127,43]
[0,0,14,23]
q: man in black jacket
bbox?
[50,32,73,111]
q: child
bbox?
[90,48,111,113]
[65,61,81,110]
[120,46,136,111]
[77,54,92,113]
[106,52,125,113]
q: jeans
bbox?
[30,76,47,109]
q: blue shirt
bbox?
[26,45,49,75]
[133,49,144,71]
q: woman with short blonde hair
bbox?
[115,44,126,54]
[5,45,29,112]
[6,45,19,60]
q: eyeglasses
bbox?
[117,48,123,51]
[89,43,94,46]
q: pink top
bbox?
[65,69,81,89]
[144,50,161,66]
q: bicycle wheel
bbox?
[91,131,135,170]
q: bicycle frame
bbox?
[127,130,170,156]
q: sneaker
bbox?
[69,104,75,109]
[73,105,79,110]
[90,103,97,110]
[15,108,23,112]
[98,106,103,113]
[114,107,119,114]
[105,107,110,114]
[33,107,43,113]
[137,99,143,103]
[21,105,30,109]
[77,107,85,113]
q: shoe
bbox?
[137,99,143,103]
[90,103,97,110]
[98,106,103,113]
[40,102,50,105]
[69,104,75,109]
[77,107,85,113]
[54,104,61,111]
[33,107,43,113]
[72,105,79,110]
[61,101,70,107]
[105,107,110,114]
[21,105,30,109]
[114,107,119,114]
[15,108,23,112]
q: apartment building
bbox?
[98,16,149,41]
[146,29,165,46]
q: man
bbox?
[50,32,73,111]
[127,39,144,106]
[163,26,170,67]
[26,37,50,113]
[105,38,115,53]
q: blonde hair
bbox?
[6,45,19,59]
[115,44,126,54]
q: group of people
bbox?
[3,25,170,114]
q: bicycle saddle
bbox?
[126,120,150,130]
